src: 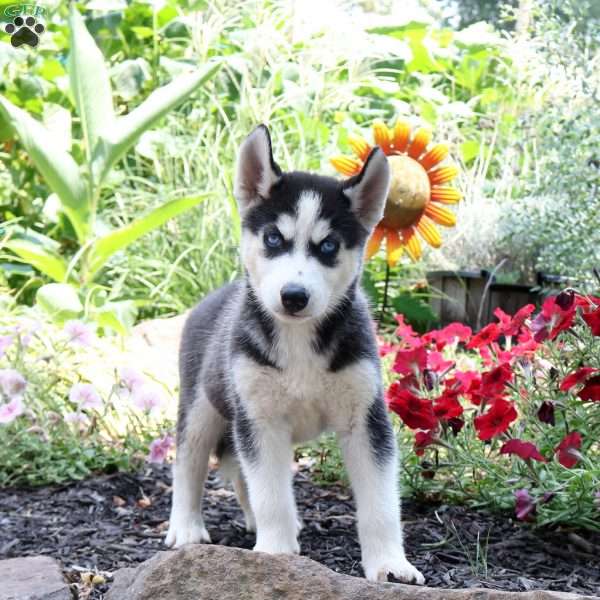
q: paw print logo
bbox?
[4,16,45,48]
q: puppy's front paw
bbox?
[363,554,425,585]
[165,516,211,548]
[254,534,300,555]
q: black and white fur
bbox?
[165,125,424,584]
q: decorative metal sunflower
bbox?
[331,119,461,265]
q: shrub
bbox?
[385,291,600,529]
[0,292,174,486]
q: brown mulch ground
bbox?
[1,465,599,598]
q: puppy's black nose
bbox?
[280,284,309,314]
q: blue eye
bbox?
[265,231,283,248]
[320,238,338,254]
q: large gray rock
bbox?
[106,544,597,600]
[0,556,70,600]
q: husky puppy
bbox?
[165,125,424,584]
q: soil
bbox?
[1,465,599,598]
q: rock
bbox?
[0,556,71,600]
[106,545,597,600]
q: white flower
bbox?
[69,383,103,411]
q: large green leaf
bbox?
[36,283,83,323]
[92,61,221,184]
[3,233,69,282]
[0,96,89,241]
[68,5,115,164]
[84,194,209,280]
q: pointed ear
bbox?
[342,147,390,231]
[234,124,282,214]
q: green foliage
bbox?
[0,5,219,330]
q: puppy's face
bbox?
[234,126,390,323]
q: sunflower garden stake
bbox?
[331,119,461,318]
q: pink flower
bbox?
[64,320,96,347]
[514,489,536,521]
[0,397,24,424]
[64,411,88,424]
[424,322,472,350]
[394,314,421,348]
[427,351,453,373]
[131,384,165,414]
[13,318,41,347]
[0,369,27,399]
[119,366,146,393]
[147,435,174,464]
[69,383,103,410]
[0,335,13,358]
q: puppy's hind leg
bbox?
[165,389,225,548]
[219,446,256,533]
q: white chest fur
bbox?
[232,324,379,443]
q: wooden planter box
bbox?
[426,270,539,330]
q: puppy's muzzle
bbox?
[280,284,309,314]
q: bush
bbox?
[384,290,600,529]
[0,292,174,486]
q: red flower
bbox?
[511,329,539,357]
[448,417,464,435]
[377,336,398,357]
[467,323,501,349]
[481,363,513,395]
[530,294,576,342]
[555,432,582,468]
[494,304,535,337]
[500,439,546,462]
[387,383,438,430]
[474,398,518,441]
[433,390,463,420]
[537,401,555,425]
[579,375,600,402]
[559,367,598,392]
[452,370,481,393]
[393,345,427,376]
[582,308,600,336]
[423,322,472,350]
[414,430,435,456]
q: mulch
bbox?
[1,464,599,598]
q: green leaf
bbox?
[90,300,137,335]
[3,232,69,282]
[36,283,83,322]
[0,96,89,241]
[93,61,221,183]
[461,140,481,164]
[68,5,115,162]
[392,292,438,333]
[84,194,209,280]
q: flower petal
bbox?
[416,215,442,248]
[330,156,362,176]
[408,128,432,159]
[385,229,404,266]
[424,203,457,227]
[420,143,448,170]
[430,186,462,204]
[365,226,385,260]
[373,121,392,154]
[402,227,422,260]
[347,134,372,162]
[392,119,411,153]
[429,165,459,185]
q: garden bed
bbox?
[1,465,599,598]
